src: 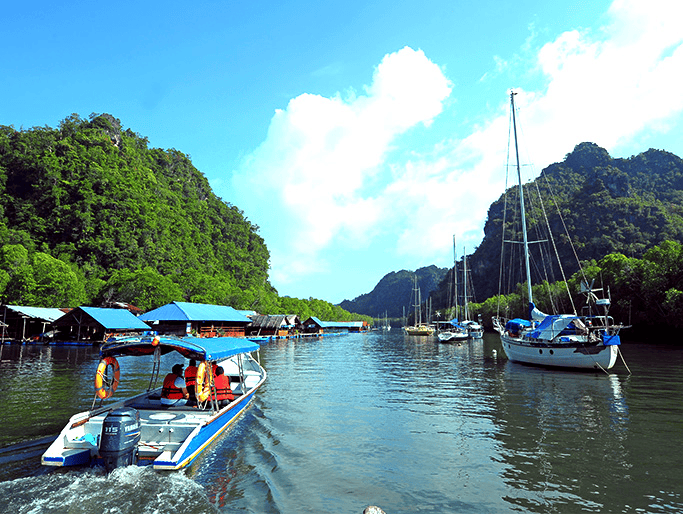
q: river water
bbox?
[0,332,681,513]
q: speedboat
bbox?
[42,335,266,471]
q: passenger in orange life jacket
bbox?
[184,359,198,404]
[212,366,234,407]
[161,364,188,406]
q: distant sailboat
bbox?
[405,276,434,336]
[438,237,468,343]
[460,251,484,339]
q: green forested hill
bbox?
[341,143,683,326]
[0,113,367,322]
[459,142,683,307]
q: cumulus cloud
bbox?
[232,46,452,288]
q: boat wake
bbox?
[0,465,217,513]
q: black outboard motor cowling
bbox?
[99,407,141,471]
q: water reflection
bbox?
[493,362,631,512]
[1,335,682,513]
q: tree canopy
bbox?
[0,114,370,323]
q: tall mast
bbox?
[510,91,534,308]
[463,247,469,321]
[454,236,460,320]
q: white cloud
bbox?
[232,46,452,288]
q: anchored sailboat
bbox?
[405,276,434,336]
[492,91,627,370]
[438,236,468,343]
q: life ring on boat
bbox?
[151,335,160,346]
[94,356,120,400]
[195,361,212,402]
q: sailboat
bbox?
[492,91,627,370]
[460,251,484,339]
[405,276,435,336]
[438,237,469,343]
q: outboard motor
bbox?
[99,408,141,471]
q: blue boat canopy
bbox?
[527,315,578,340]
[446,318,466,329]
[101,335,260,361]
[505,318,532,333]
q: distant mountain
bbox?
[432,142,683,309]
[339,265,447,318]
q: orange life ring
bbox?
[195,361,212,402]
[94,356,120,400]
[151,335,160,346]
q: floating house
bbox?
[139,301,251,337]
[246,314,301,338]
[1,305,68,342]
[52,306,151,342]
[301,317,369,335]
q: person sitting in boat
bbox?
[184,359,198,404]
[161,364,189,406]
[212,366,234,408]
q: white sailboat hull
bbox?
[438,330,468,343]
[499,332,619,370]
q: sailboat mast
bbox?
[510,91,534,307]
[463,247,469,321]
[452,235,458,320]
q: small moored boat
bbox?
[42,335,266,471]
[437,320,469,343]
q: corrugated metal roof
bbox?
[78,307,151,330]
[139,302,251,323]
[249,315,287,329]
[5,305,66,322]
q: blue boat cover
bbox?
[101,335,260,361]
[527,315,577,340]
[602,334,621,346]
[447,318,466,329]
[139,302,251,323]
[505,318,532,333]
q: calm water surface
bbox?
[0,332,681,513]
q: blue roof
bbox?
[101,335,260,361]
[5,305,66,322]
[139,302,251,323]
[79,307,151,330]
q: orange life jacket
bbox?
[161,373,184,399]
[185,366,198,387]
[213,374,234,401]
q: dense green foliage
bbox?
[469,240,683,338]
[467,142,683,303]
[339,265,447,320]
[0,114,370,322]
[425,143,683,327]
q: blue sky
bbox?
[4,0,683,305]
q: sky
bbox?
[4,0,683,304]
